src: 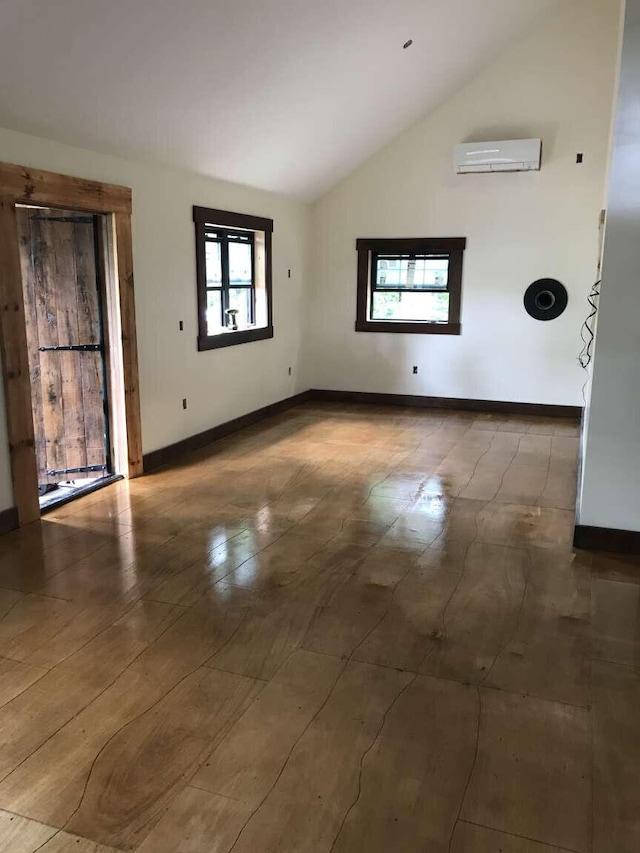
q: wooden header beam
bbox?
[0,162,131,215]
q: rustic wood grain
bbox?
[193,649,344,803]
[461,690,591,851]
[0,403,632,852]
[0,199,40,523]
[451,822,571,852]
[48,217,85,476]
[136,787,253,853]
[0,162,131,215]
[73,216,107,469]
[592,660,640,853]
[0,657,47,709]
[33,217,65,480]
[17,210,109,484]
[67,666,263,850]
[0,162,140,528]
[331,675,479,852]
[0,808,57,851]
[0,599,248,826]
[15,211,48,485]
[227,660,413,853]
[39,832,121,852]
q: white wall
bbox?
[0,127,309,511]
[579,0,640,533]
[300,0,621,406]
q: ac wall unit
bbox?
[454,139,542,174]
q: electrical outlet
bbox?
[182,398,187,410]
[413,366,418,374]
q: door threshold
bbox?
[39,474,124,514]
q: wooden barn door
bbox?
[16,208,111,488]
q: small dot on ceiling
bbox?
[403,39,413,49]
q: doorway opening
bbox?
[0,163,142,529]
[16,206,122,511]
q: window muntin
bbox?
[204,228,255,335]
[374,254,449,291]
[355,237,465,336]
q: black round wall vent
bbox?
[524,279,568,321]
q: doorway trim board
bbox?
[0,162,143,526]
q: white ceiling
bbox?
[0,0,558,201]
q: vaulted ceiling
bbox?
[0,0,558,200]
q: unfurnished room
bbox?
[0,0,638,851]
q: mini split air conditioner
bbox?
[454,139,542,174]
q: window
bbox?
[194,206,273,350]
[204,229,255,332]
[355,237,466,335]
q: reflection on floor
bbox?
[0,401,638,852]
[39,474,122,512]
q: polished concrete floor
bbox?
[0,401,638,852]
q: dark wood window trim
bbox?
[193,206,274,351]
[355,237,466,335]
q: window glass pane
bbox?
[227,288,253,327]
[229,241,252,285]
[206,290,223,334]
[376,256,406,287]
[413,257,449,289]
[376,255,448,290]
[371,291,450,323]
[205,242,222,286]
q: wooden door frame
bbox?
[0,162,143,526]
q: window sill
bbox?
[198,325,274,351]
[355,320,461,336]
